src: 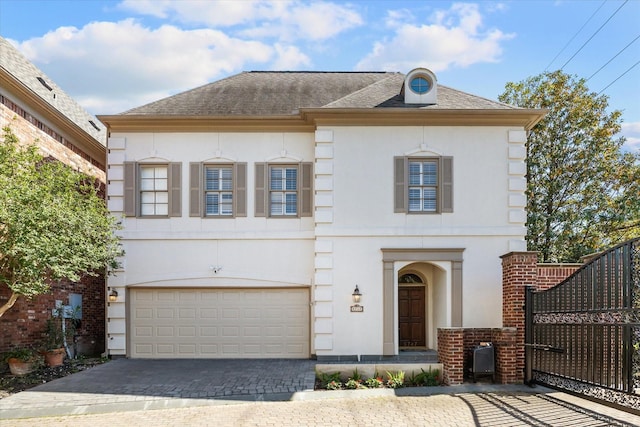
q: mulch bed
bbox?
[0,358,107,399]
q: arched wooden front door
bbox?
[398,273,426,348]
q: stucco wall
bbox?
[106,125,527,357]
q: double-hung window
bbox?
[408,160,438,212]
[140,165,169,215]
[269,166,298,216]
[205,166,233,216]
[394,156,453,214]
[255,163,313,218]
[189,163,247,217]
[123,162,182,217]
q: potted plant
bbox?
[4,347,40,376]
[41,304,78,366]
[41,315,67,367]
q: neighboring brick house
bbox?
[0,36,107,356]
[99,68,547,361]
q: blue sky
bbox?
[1,0,638,151]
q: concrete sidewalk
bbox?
[1,359,639,426]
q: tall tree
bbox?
[0,127,122,317]
[499,70,640,262]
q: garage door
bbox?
[130,288,309,358]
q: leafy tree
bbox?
[499,70,640,262]
[0,127,122,317]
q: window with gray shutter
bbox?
[256,162,313,218]
[190,162,247,218]
[123,162,181,217]
[394,156,453,214]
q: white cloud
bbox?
[13,19,278,114]
[281,2,363,41]
[118,0,271,26]
[270,44,312,70]
[118,0,362,41]
[9,1,364,115]
[621,121,640,152]
[356,3,514,72]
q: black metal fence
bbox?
[525,238,639,411]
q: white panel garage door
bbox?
[130,288,309,358]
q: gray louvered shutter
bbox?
[123,162,136,217]
[169,163,182,217]
[394,157,406,213]
[189,162,201,217]
[235,163,247,217]
[441,156,453,213]
[255,163,266,217]
[300,162,313,217]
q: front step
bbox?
[316,349,438,363]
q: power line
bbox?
[587,34,640,81]
[598,60,640,94]
[559,0,628,70]
[545,0,607,71]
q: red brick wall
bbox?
[437,328,464,385]
[501,252,538,383]
[1,102,105,182]
[537,264,581,291]
[438,254,579,386]
[491,328,517,384]
[0,273,105,356]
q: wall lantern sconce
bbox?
[352,285,362,303]
[108,289,118,302]
[351,285,363,312]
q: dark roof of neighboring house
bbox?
[122,71,520,116]
[0,36,106,144]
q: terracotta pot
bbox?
[44,348,66,367]
[7,358,36,376]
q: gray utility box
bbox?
[469,343,495,383]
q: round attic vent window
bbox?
[410,76,431,94]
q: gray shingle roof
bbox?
[0,36,106,144]
[123,71,517,116]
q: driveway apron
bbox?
[1,358,639,426]
[1,359,317,418]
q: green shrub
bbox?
[409,368,440,386]
[326,380,343,390]
[386,370,405,389]
[317,371,341,388]
[345,378,366,389]
[364,377,384,388]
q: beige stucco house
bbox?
[99,68,545,359]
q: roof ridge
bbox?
[322,73,404,108]
[0,36,106,143]
[438,84,519,109]
[247,70,394,74]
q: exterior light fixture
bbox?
[352,285,362,304]
[108,289,118,302]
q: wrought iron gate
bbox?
[525,238,640,411]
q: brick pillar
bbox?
[491,327,517,384]
[500,251,538,383]
[437,328,464,385]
